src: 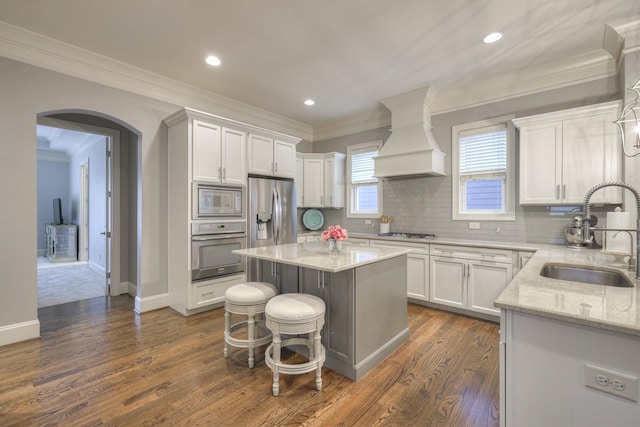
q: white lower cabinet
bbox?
[512,250,534,277]
[430,245,512,318]
[370,240,429,302]
[189,273,247,310]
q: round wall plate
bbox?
[302,209,324,231]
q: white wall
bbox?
[0,56,179,342]
[36,156,70,251]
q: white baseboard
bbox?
[88,260,105,276]
[0,320,40,347]
[135,293,169,314]
[111,280,131,295]
[121,281,136,297]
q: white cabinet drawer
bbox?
[190,274,246,309]
[430,244,512,263]
[370,240,428,254]
[346,238,370,246]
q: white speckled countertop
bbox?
[495,246,640,336]
[301,232,640,335]
[233,241,410,273]
[304,231,548,252]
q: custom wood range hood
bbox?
[374,86,446,178]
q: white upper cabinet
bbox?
[192,120,222,182]
[192,120,246,185]
[302,155,324,207]
[274,139,297,177]
[297,152,345,208]
[247,134,273,176]
[248,134,297,178]
[514,101,622,205]
[323,152,346,208]
[220,128,246,185]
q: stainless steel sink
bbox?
[540,263,634,288]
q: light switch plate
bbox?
[468,222,480,230]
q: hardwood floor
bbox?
[0,296,500,426]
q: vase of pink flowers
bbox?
[321,225,348,254]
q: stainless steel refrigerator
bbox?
[247,176,298,292]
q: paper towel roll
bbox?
[605,211,635,255]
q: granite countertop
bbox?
[299,231,640,335]
[342,232,548,252]
[495,246,640,336]
[233,241,410,273]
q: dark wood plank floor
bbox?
[0,296,500,426]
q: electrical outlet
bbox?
[468,222,480,230]
[364,219,371,225]
[584,363,639,401]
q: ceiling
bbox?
[37,125,105,157]
[2,0,640,132]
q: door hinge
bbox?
[106,272,112,279]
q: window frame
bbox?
[451,115,515,221]
[346,140,383,219]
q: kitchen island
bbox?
[233,241,411,380]
[495,247,640,426]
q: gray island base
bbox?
[234,242,410,380]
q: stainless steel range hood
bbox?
[373,86,446,178]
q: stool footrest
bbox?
[265,338,326,376]
[225,319,272,348]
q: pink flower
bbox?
[321,225,348,241]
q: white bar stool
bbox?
[264,293,326,396]
[224,282,278,368]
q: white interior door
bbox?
[105,136,114,295]
[79,162,89,261]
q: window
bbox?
[347,141,382,218]
[452,115,515,221]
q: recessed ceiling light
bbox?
[483,32,503,44]
[205,55,221,66]
[304,99,315,106]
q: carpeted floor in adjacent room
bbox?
[37,257,106,307]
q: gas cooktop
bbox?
[376,232,437,239]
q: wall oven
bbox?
[193,182,244,220]
[192,221,246,281]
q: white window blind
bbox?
[351,147,378,183]
[451,116,515,221]
[347,142,382,217]
[459,124,507,176]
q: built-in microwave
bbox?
[193,183,244,219]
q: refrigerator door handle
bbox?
[276,187,282,243]
[273,187,281,244]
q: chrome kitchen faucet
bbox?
[581,181,640,279]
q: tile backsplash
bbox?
[305,175,620,245]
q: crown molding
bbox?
[435,50,617,115]
[37,149,69,162]
[605,16,640,60]
[313,105,391,141]
[312,50,616,141]
[0,21,313,141]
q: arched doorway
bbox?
[36,110,141,307]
